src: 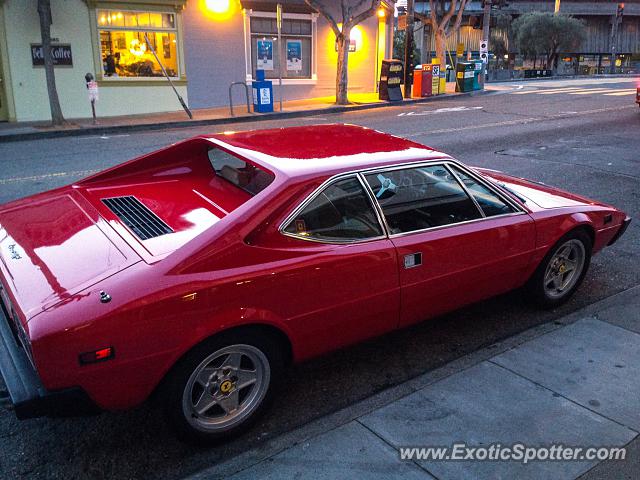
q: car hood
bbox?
[475,168,610,211]
[0,190,139,322]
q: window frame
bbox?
[243,9,318,85]
[279,160,526,244]
[446,164,516,218]
[279,174,387,244]
[89,2,187,84]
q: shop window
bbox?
[249,14,314,80]
[97,10,179,78]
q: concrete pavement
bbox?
[189,286,640,480]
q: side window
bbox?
[283,177,383,242]
[365,165,482,234]
[449,166,515,217]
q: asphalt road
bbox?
[0,77,638,480]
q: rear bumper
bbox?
[607,216,632,246]
[0,294,99,419]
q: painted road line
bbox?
[535,88,595,95]
[402,105,635,137]
[398,106,483,117]
[0,170,98,185]
[568,89,621,95]
[602,90,637,96]
[511,87,583,95]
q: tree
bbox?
[393,30,421,67]
[512,12,586,70]
[415,0,470,68]
[37,0,66,125]
[305,0,381,105]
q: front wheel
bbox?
[163,331,283,444]
[526,230,592,308]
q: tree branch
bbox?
[348,0,381,28]
[415,11,434,29]
[440,0,458,33]
[304,0,341,36]
[449,0,468,35]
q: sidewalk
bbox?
[0,84,473,143]
[188,286,640,480]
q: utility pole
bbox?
[480,0,491,83]
[403,0,414,98]
[610,3,624,74]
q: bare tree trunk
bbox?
[37,0,65,125]
[335,32,350,105]
[434,28,447,68]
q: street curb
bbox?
[0,90,486,143]
[185,285,640,480]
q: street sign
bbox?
[276,3,282,30]
[480,39,488,63]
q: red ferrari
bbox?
[0,125,630,442]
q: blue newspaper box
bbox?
[252,70,273,113]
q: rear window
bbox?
[208,148,274,195]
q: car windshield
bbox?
[208,148,274,196]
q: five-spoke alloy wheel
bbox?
[163,330,283,444]
[526,229,592,308]
[182,345,270,433]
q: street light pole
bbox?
[403,0,414,98]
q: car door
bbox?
[363,162,536,328]
[274,174,400,358]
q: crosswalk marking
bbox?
[568,88,620,95]
[536,88,586,95]
[511,87,582,95]
[510,86,637,97]
[602,90,637,96]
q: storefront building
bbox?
[413,0,640,76]
[0,0,393,122]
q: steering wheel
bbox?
[376,174,398,199]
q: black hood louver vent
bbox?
[102,196,173,240]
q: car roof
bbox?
[205,124,450,179]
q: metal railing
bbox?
[229,82,252,117]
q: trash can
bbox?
[412,64,433,98]
[379,59,404,101]
[472,60,484,90]
[455,62,474,92]
[252,70,273,113]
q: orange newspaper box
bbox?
[412,64,433,98]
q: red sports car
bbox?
[0,125,630,442]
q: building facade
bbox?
[0,0,393,122]
[414,0,640,74]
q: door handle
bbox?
[403,252,422,269]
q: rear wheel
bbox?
[526,229,592,308]
[163,331,283,444]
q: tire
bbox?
[162,329,284,444]
[525,229,592,308]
